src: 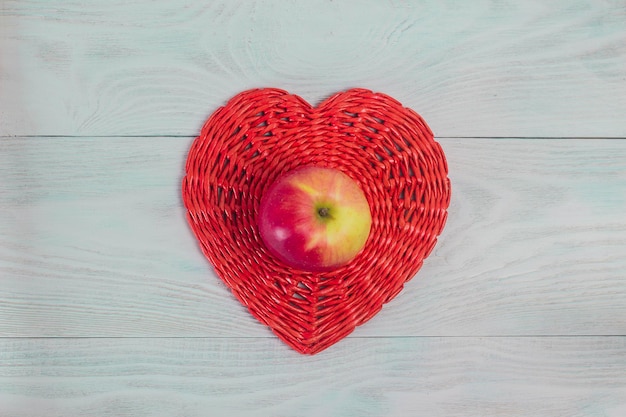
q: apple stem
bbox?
[318,207,331,218]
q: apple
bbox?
[258,166,372,272]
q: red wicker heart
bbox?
[182,88,450,354]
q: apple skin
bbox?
[258,166,372,272]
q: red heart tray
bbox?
[182,88,450,354]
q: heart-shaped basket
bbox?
[183,88,450,354]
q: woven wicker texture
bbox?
[182,88,451,354]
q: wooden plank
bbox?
[1,0,625,137]
[1,337,625,416]
[1,137,625,338]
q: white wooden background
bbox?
[1,1,625,416]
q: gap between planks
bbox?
[2,335,625,340]
[2,136,626,140]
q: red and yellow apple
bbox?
[258,166,372,272]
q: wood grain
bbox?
[1,0,625,137]
[1,337,625,417]
[1,137,624,338]
[2,0,625,414]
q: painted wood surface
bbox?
[1,0,625,137]
[2,337,626,417]
[1,137,625,338]
[1,0,626,416]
